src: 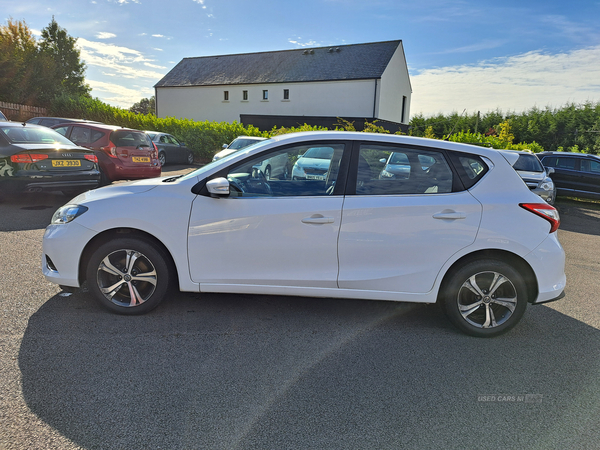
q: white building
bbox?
[155,40,412,131]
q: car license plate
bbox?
[306,174,324,180]
[52,160,81,167]
[132,157,150,163]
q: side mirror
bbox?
[222,144,228,149]
[206,177,230,197]
[379,158,386,164]
[179,141,186,146]
[546,167,555,175]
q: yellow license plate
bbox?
[52,160,81,167]
[132,157,150,163]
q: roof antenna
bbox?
[444,109,466,141]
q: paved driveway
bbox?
[1,168,599,449]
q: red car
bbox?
[52,123,161,184]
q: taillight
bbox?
[100,145,118,158]
[520,203,560,233]
[152,142,158,159]
[84,154,98,163]
[10,153,49,163]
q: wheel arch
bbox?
[437,249,538,304]
[78,227,179,288]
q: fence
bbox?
[0,101,47,121]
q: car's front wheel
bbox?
[86,237,171,315]
[441,259,528,337]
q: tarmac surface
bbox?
[1,164,599,449]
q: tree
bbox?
[130,96,156,115]
[0,19,38,104]
[38,17,90,103]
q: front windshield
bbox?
[514,154,544,172]
[1,125,75,145]
[180,138,275,181]
[228,138,264,150]
[302,147,334,159]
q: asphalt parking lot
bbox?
[1,165,600,449]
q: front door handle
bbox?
[302,214,335,225]
[433,210,466,220]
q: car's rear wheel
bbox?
[441,259,528,337]
[186,151,194,165]
[158,152,167,166]
[86,237,170,315]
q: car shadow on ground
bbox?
[19,290,600,449]
[555,199,600,236]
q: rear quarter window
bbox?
[448,152,489,190]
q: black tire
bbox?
[85,237,171,315]
[158,152,167,167]
[440,259,528,337]
[186,151,194,165]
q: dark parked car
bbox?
[145,131,194,166]
[538,151,600,200]
[0,122,100,195]
[52,123,160,184]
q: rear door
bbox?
[539,155,581,195]
[337,142,482,294]
[579,157,600,197]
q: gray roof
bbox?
[155,40,402,88]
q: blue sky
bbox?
[3,0,600,117]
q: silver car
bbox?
[501,150,556,205]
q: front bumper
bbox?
[42,221,98,287]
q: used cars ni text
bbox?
[42,132,566,337]
[0,122,100,196]
[52,123,160,185]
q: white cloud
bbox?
[152,34,165,38]
[288,38,318,47]
[410,46,600,116]
[96,32,116,39]
[87,80,153,108]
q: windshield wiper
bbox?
[162,175,183,183]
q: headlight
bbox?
[51,204,88,224]
[539,178,554,192]
[380,169,395,178]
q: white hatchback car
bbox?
[43,132,566,337]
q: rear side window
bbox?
[447,152,489,190]
[581,159,600,173]
[355,145,453,195]
[110,130,150,148]
[541,156,578,170]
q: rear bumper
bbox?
[0,171,101,192]
[97,152,161,182]
[523,233,567,304]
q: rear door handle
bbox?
[433,211,466,220]
[302,215,335,225]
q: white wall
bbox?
[156,79,378,122]
[377,42,412,124]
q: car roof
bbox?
[51,122,143,133]
[538,151,600,159]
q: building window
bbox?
[243,90,248,101]
[224,91,229,101]
[262,90,269,100]
[283,89,289,100]
[401,96,407,123]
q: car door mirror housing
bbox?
[206,177,230,197]
[546,167,555,175]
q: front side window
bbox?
[580,159,600,173]
[541,156,577,170]
[226,143,345,197]
[354,145,453,195]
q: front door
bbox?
[188,142,348,289]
